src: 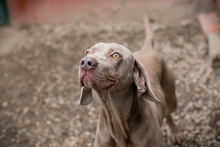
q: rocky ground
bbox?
[0,18,220,147]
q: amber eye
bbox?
[86,52,90,56]
[112,53,120,59]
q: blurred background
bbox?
[0,0,220,147]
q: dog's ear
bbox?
[133,59,161,103]
[79,87,93,105]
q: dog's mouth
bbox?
[103,84,116,91]
[81,76,95,89]
[80,75,117,91]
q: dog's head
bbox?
[78,43,160,105]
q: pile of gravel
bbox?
[0,18,219,147]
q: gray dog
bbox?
[78,15,183,147]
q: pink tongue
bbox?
[83,76,94,89]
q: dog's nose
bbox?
[80,57,98,70]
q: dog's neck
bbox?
[95,83,145,142]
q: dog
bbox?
[78,15,183,147]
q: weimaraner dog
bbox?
[78,15,183,147]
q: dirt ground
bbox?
[1,13,220,147]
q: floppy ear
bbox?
[133,59,161,103]
[79,87,93,105]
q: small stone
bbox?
[46,120,52,125]
[3,73,8,77]
[35,112,39,116]
[51,102,60,108]
[36,122,40,126]
[216,121,220,126]
[11,138,15,142]
[173,115,180,120]
[2,101,8,107]
[1,134,5,139]
[22,128,26,132]
[2,129,6,133]
[84,131,90,136]
[25,119,32,124]
[58,97,64,105]
[77,122,82,127]
[44,98,51,104]
[77,136,84,144]
[23,107,29,115]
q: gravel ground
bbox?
[0,18,220,147]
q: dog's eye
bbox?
[86,52,90,56]
[112,53,120,59]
